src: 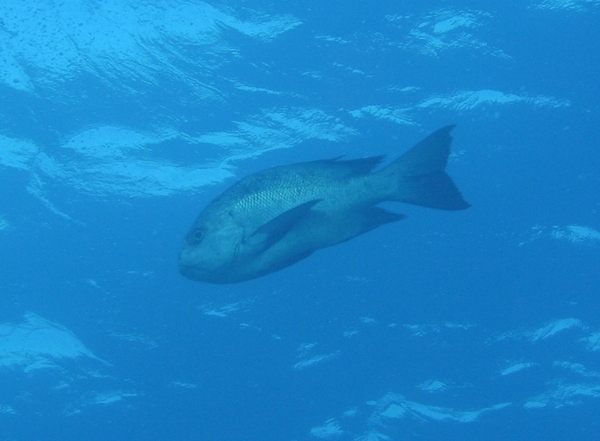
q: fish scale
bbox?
[232,178,348,220]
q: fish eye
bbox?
[187,228,204,245]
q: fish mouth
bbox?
[178,249,212,282]
[178,260,230,284]
[178,260,211,282]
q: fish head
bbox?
[178,209,245,283]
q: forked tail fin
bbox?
[381,125,470,210]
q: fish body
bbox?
[179,125,469,283]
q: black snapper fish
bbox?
[179,125,469,284]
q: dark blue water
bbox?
[1,1,599,440]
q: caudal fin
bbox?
[382,125,470,210]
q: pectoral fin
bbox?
[246,199,322,253]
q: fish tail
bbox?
[380,125,470,210]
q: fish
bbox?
[179,125,470,284]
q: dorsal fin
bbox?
[311,155,385,177]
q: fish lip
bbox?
[178,261,228,283]
[178,262,206,281]
[178,264,232,284]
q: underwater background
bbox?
[1,1,600,440]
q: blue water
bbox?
[1,1,600,440]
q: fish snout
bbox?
[178,246,231,283]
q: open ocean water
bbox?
[1,1,600,440]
